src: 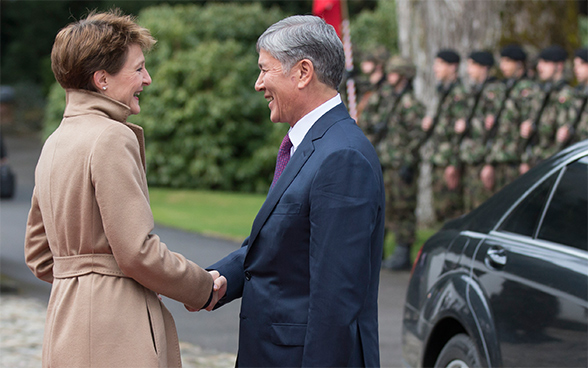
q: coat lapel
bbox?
[246,103,352,250]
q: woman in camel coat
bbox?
[24,9,224,367]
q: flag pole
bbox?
[340,0,357,122]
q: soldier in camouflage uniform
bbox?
[457,51,505,212]
[357,48,389,145]
[485,45,539,192]
[376,56,426,270]
[520,46,576,171]
[422,49,469,222]
[556,48,588,147]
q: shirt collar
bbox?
[288,94,342,154]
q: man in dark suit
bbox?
[206,15,385,367]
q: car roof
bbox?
[452,139,588,234]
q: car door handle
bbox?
[485,246,507,269]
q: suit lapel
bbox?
[246,103,352,250]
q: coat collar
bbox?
[63,89,146,170]
[246,103,352,249]
[64,89,131,123]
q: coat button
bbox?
[244,271,252,281]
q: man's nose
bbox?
[254,74,263,91]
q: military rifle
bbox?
[420,81,455,147]
[458,80,487,146]
[483,78,517,148]
[559,90,588,149]
[372,84,409,143]
[518,82,553,156]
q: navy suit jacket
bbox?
[209,103,385,367]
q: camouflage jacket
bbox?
[486,78,540,164]
[357,80,387,145]
[526,80,576,162]
[459,79,506,165]
[376,86,426,169]
[565,84,588,145]
[427,80,470,167]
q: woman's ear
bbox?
[93,70,108,92]
[297,59,314,89]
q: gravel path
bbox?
[0,294,236,368]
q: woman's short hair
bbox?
[51,8,156,91]
[256,15,345,90]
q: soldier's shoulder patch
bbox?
[487,92,495,100]
[404,100,412,109]
[521,89,529,97]
[559,96,567,104]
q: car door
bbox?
[469,156,588,367]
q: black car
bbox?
[402,140,588,368]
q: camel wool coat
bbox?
[25,89,213,368]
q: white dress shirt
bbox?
[287,94,342,156]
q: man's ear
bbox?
[450,63,459,75]
[93,70,108,91]
[297,59,314,89]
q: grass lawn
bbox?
[149,187,440,260]
[149,188,266,241]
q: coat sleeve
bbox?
[91,124,213,309]
[303,147,383,367]
[207,237,249,308]
[24,187,54,284]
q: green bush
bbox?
[43,3,288,193]
[43,84,66,140]
[139,3,288,192]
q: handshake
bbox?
[185,270,227,312]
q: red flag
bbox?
[312,0,342,37]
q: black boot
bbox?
[383,244,411,271]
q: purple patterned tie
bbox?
[271,134,293,188]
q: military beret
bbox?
[574,48,588,63]
[500,45,527,61]
[469,51,494,67]
[538,45,567,62]
[436,49,460,64]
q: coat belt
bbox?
[53,254,129,279]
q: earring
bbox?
[102,86,107,90]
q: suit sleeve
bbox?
[303,147,382,367]
[92,125,213,310]
[207,237,249,308]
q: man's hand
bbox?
[421,116,433,131]
[519,163,530,175]
[454,118,466,134]
[185,270,227,312]
[444,165,460,190]
[556,125,571,143]
[520,119,533,139]
[484,114,495,131]
[480,164,495,191]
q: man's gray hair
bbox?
[257,15,345,90]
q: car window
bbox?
[537,157,588,251]
[498,172,558,237]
